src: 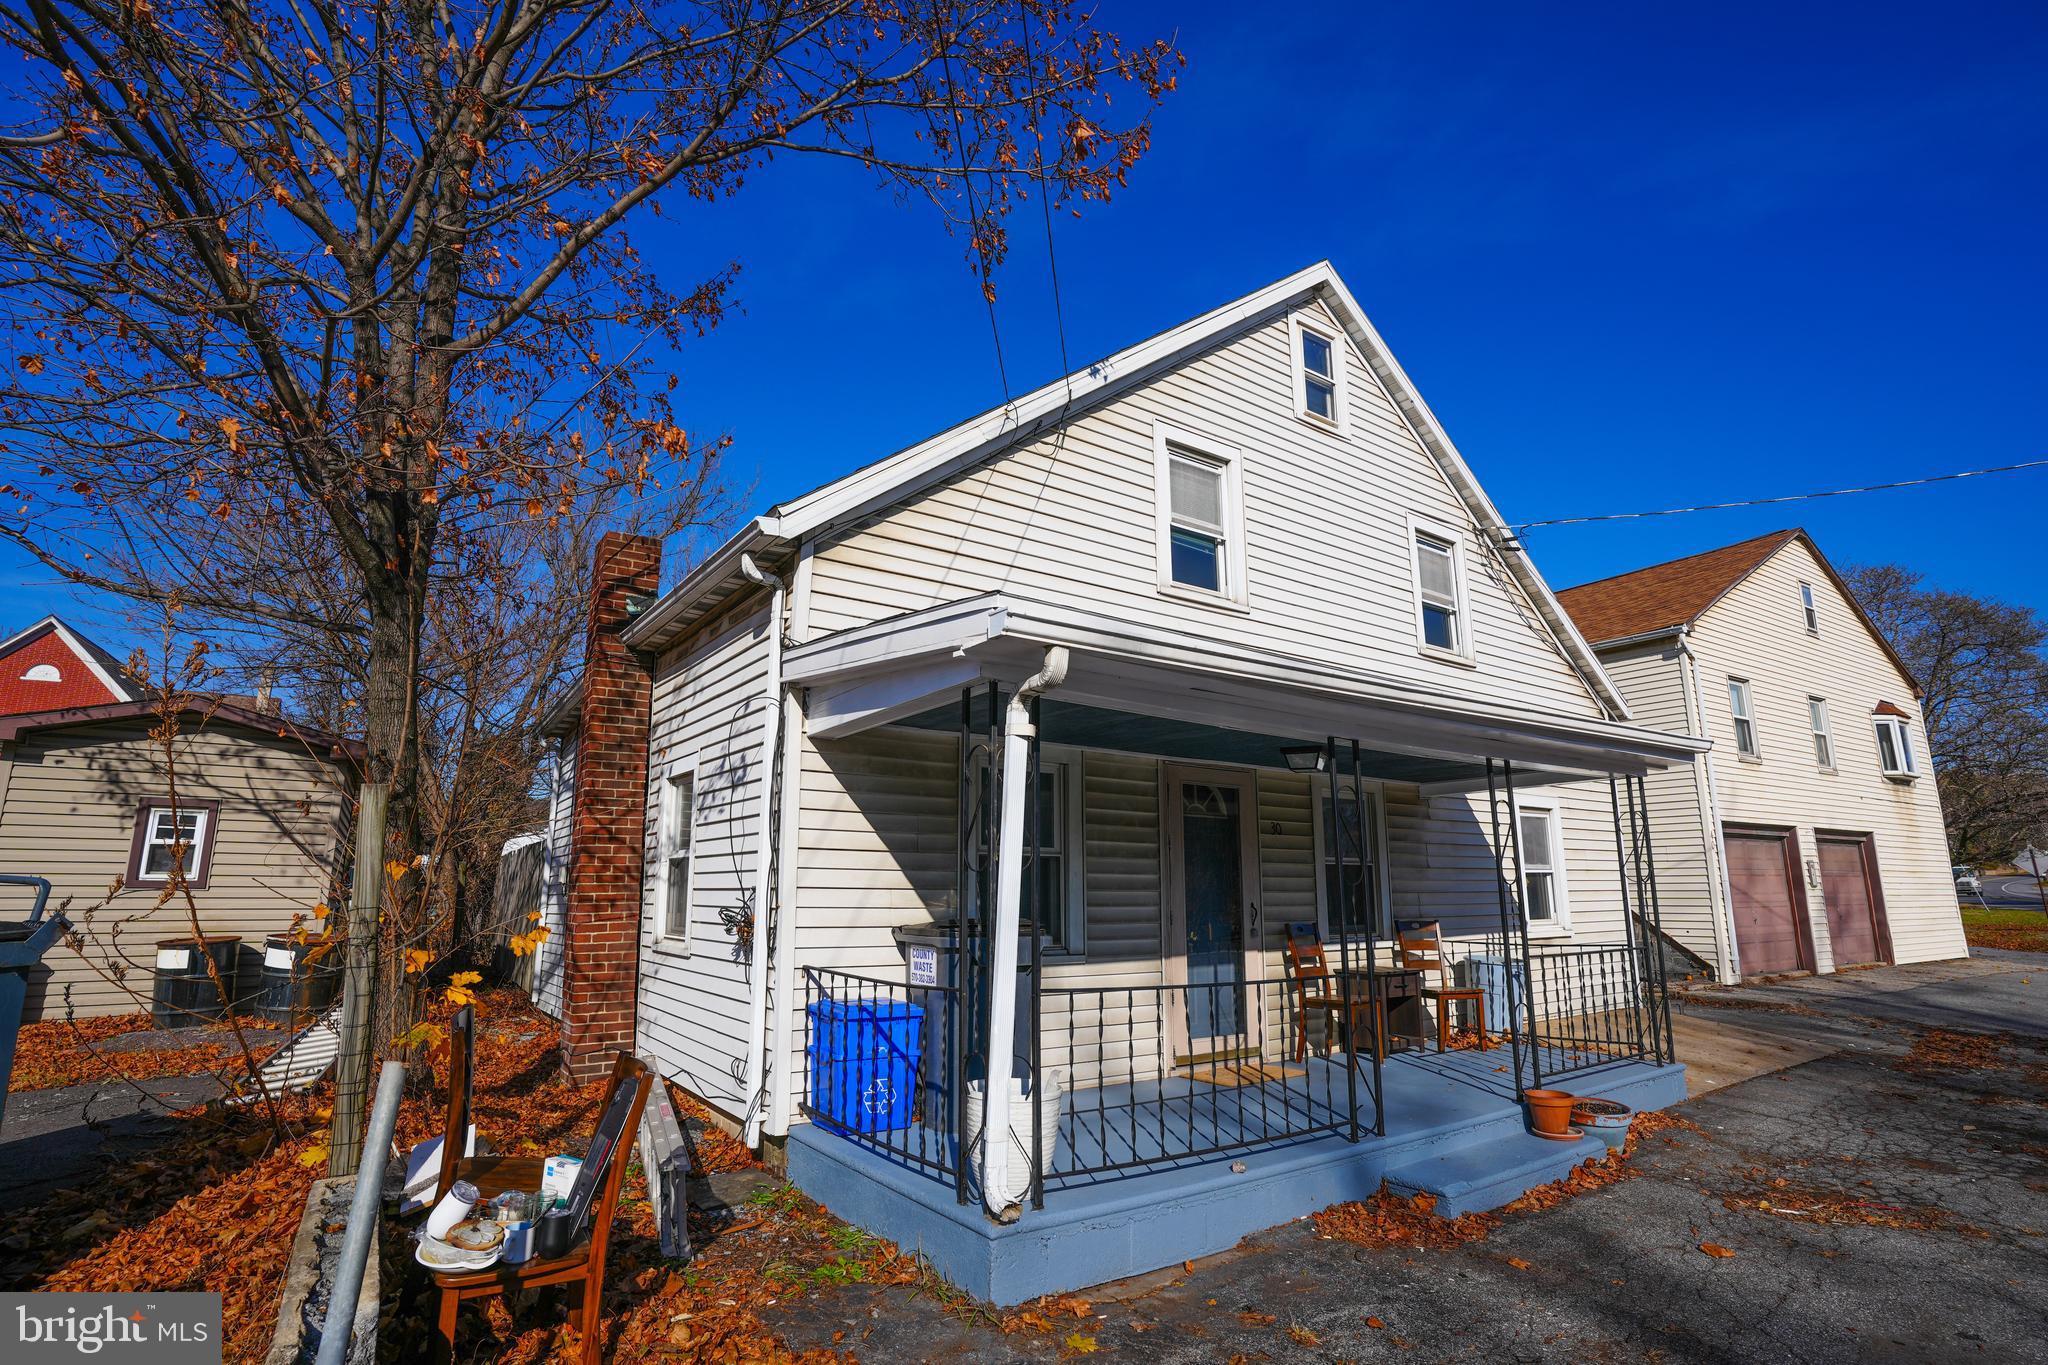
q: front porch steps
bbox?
[786,1058,1687,1305]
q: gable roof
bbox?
[1556,529,1921,696]
[0,697,365,765]
[1555,531,1801,646]
[0,615,140,706]
[623,262,1633,719]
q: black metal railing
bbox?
[1038,975,1377,1182]
[798,966,959,1182]
[1522,943,1656,1078]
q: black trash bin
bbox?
[255,932,339,1025]
[150,935,241,1027]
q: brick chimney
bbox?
[560,531,661,1082]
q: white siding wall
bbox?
[1686,540,1965,968]
[530,740,574,1019]
[638,598,776,1120]
[803,300,1604,720]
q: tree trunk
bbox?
[360,572,428,1059]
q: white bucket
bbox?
[965,1071,1064,1208]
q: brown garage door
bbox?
[1726,829,1812,975]
[1818,836,1890,967]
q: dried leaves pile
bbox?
[1719,1179,1989,1235]
[5,1011,261,1092]
[1898,1027,2022,1074]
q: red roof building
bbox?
[0,616,139,716]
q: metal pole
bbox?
[316,1059,406,1365]
[1026,696,1045,1210]
[1635,776,1678,1064]
[1501,761,1538,1091]
[328,783,388,1178]
[952,687,972,1204]
[1484,760,1527,1096]
[1351,740,1384,1138]
[1327,735,1359,1142]
[1609,776,1650,1060]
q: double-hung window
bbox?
[968,751,1084,951]
[1516,803,1567,930]
[1799,582,1820,634]
[1294,317,1341,425]
[1410,522,1469,657]
[1873,710,1917,778]
[658,771,695,944]
[130,799,216,887]
[1809,697,1834,769]
[1727,679,1758,758]
[1153,425,1247,606]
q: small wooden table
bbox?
[1331,966,1428,1053]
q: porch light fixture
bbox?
[1281,745,1329,774]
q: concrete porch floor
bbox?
[788,1048,1686,1304]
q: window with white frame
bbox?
[130,800,215,886]
[1516,803,1567,929]
[1873,710,1917,778]
[1799,581,1820,634]
[1153,425,1247,605]
[1316,780,1384,939]
[1809,697,1834,769]
[1295,318,1340,425]
[1727,678,1758,757]
[1411,526,1468,656]
[966,751,1084,951]
[658,770,694,943]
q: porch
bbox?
[775,594,1700,1299]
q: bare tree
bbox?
[1844,562,2048,862]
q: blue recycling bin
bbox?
[0,876,68,1128]
[807,997,924,1132]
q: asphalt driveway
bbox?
[768,953,2048,1362]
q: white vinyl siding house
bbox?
[1559,532,1965,980]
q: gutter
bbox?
[1678,631,1739,980]
[738,555,784,1147]
[621,515,785,653]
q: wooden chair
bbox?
[432,1005,477,1203]
[431,1053,654,1365]
[1394,920,1489,1052]
[1284,929,1386,1063]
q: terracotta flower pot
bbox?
[1523,1088,1579,1139]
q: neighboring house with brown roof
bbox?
[1557,530,1965,980]
[0,623,361,1020]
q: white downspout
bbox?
[980,646,1069,1221]
[738,554,783,1147]
[1679,633,1739,980]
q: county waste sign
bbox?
[1,1293,219,1362]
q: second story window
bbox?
[1410,522,1469,657]
[1799,582,1819,634]
[1152,424,1248,607]
[1728,679,1758,758]
[1873,708,1917,779]
[1300,327,1337,422]
[1809,697,1834,769]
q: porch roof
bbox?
[784,594,1706,792]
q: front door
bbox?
[1163,765,1261,1063]
[1818,835,1890,967]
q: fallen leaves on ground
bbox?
[1719,1178,1991,1236]
[1698,1243,1736,1258]
[1676,991,1827,1020]
[1960,908,2048,953]
[1898,1027,2030,1075]
[5,1012,267,1091]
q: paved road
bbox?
[770,954,2048,1363]
[1971,875,2048,910]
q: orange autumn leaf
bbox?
[1700,1242,1737,1258]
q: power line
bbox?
[935,8,1011,407]
[1510,456,2048,531]
[1017,12,1074,412]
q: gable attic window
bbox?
[1291,315,1343,428]
[127,799,218,889]
[1799,581,1819,634]
[22,663,60,682]
[1408,518,1471,659]
[1152,423,1249,607]
[1873,705,1917,780]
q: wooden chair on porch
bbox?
[1283,927,1386,1063]
[1394,920,1489,1052]
[430,1053,654,1365]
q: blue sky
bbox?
[9,0,2046,648]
